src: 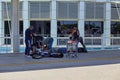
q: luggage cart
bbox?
[66,40,78,58]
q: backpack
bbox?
[50,53,64,58]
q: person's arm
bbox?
[30,30,33,37]
[77,30,80,36]
[71,30,75,36]
[30,34,33,37]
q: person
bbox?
[31,42,63,59]
[71,27,87,52]
[42,44,50,56]
[30,41,44,59]
[71,27,80,41]
[31,40,43,55]
[25,26,34,57]
[79,36,87,52]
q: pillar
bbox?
[23,0,29,46]
[0,1,4,45]
[103,2,111,47]
[11,0,20,53]
[78,1,85,38]
[51,0,57,47]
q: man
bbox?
[25,26,34,57]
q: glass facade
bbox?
[30,21,50,37]
[29,2,50,19]
[111,3,120,37]
[85,2,105,38]
[85,21,103,37]
[111,3,120,19]
[0,0,120,49]
[57,2,78,37]
[85,2,105,19]
[57,21,78,37]
[2,2,23,19]
[57,2,78,19]
[4,21,23,44]
[111,22,120,36]
[29,2,51,36]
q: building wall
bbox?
[0,0,120,47]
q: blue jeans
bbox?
[48,38,53,54]
[25,40,32,55]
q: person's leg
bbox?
[25,40,29,55]
[79,37,87,52]
[32,46,36,54]
[27,40,31,55]
[48,38,53,54]
[25,40,31,56]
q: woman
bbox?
[71,27,80,41]
[71,27,87,52]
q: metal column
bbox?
[11,0,20,53]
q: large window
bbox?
[85,21,103,37]
[85,2,105,19]
[111,3,120,19]
[4,21,23,36]
[85,2,104,37]
[111,22,120,37]
[30,21,50,37]
[2,2,23,19]
[4,21,23,44]
[57,2,78,19]
[111,3,120,37]
[29,2,50,19]
[57,21,78,37]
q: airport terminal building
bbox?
[0,0,120,52]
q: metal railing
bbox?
[0,34,24,53]
[0,34,120,53]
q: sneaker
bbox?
[25,55,31,58]
[30,53,34,56]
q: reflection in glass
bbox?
[4,21,23,44]
[85,21,103,37]
[30,21,50,37]
[111,22,120,37]
[57,21,78,37]
[111,3,120,19]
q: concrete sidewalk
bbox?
[0,50,120,80]
[0,50,120,73]
[0,64,120,80]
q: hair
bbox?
[73,27,77,30]
[29,26,34,30]
[30,26,33,28]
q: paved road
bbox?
[0,50,120,80]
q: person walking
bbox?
[25,26,34,57]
